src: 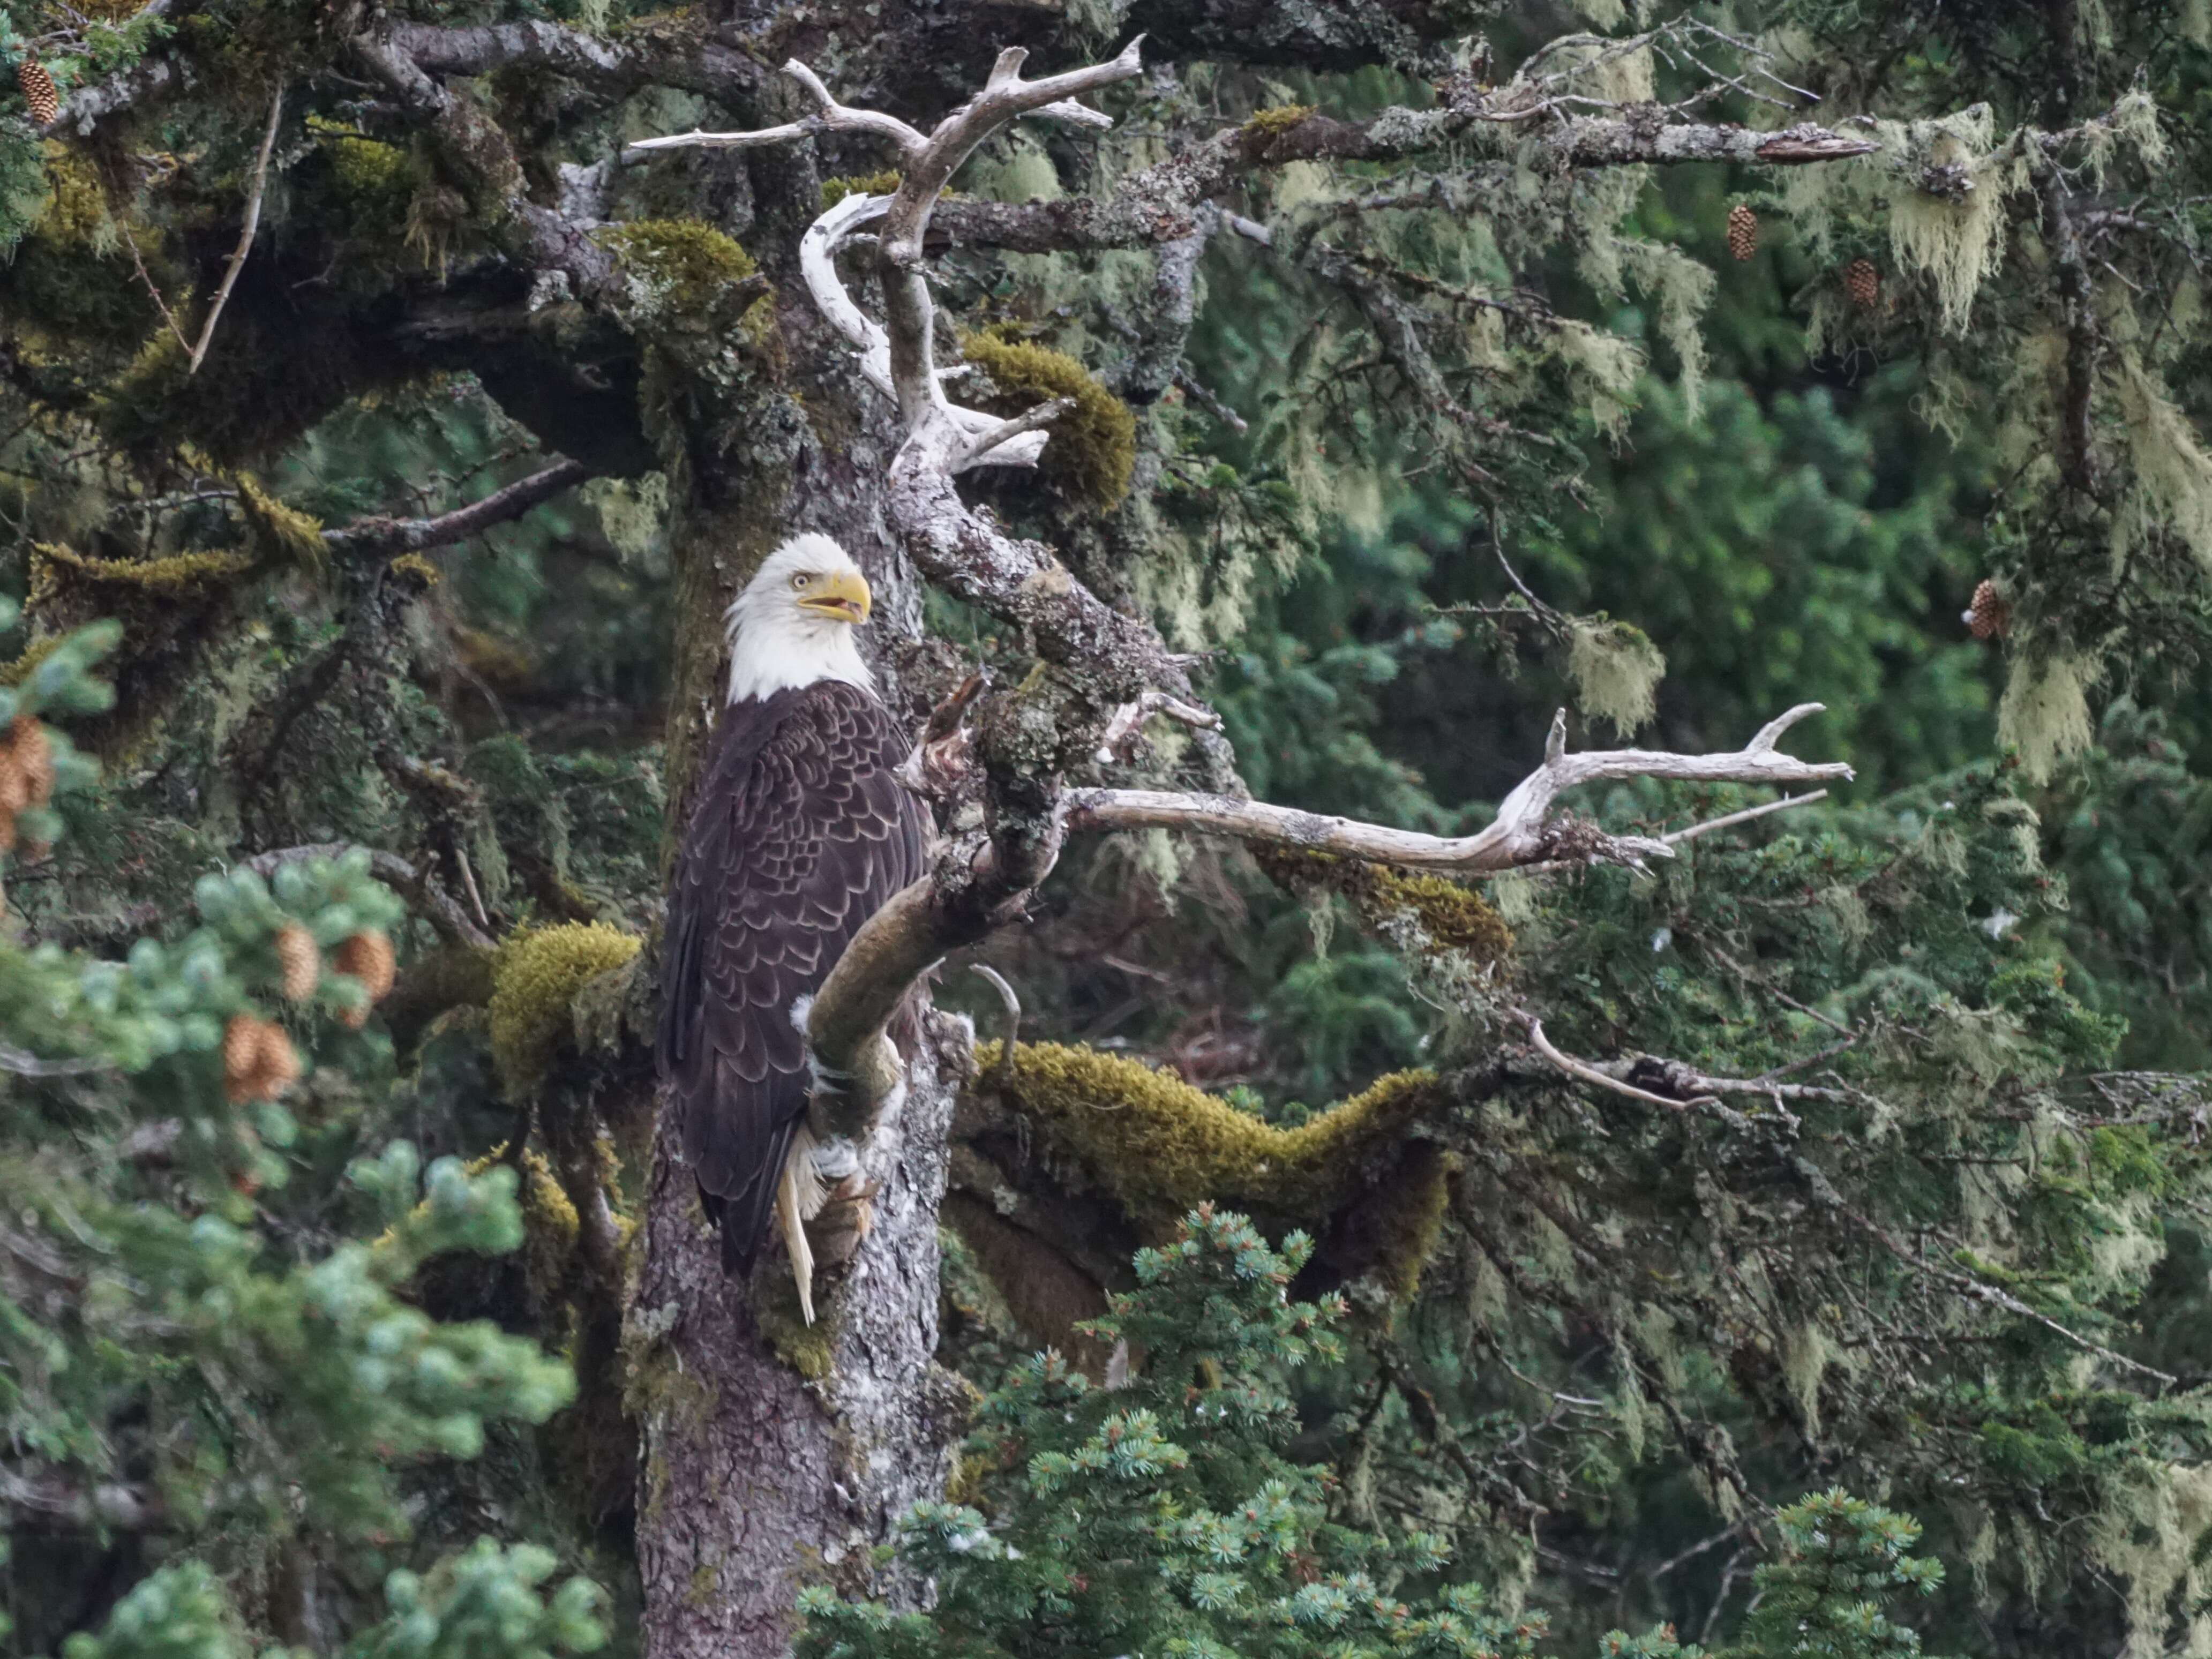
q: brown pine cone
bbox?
[17,58,57,126]
[1726,204,1758,261]
[223,1015,300,1103]
[9,718,53,808]
[1843,258,1880,310]
[222,1014,264,1098]
[1967,579,2010,641]
[256,1021,301,1097]
[273,924,320,1002]
[333,929,396,1003]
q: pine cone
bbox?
[333,929,396,1003]
[1726,204,1758,261]
[8,718,53,808]
[274,924,320,1002]
[1968,579,2010,641]
[223,1014,300,1104]
[1843,257,1880,310]
[17,58,57,126]
[222,1014,263,1094]
[0,749,27,816]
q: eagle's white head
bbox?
[724,533,877,705]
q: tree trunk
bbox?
[629,243,961,1659]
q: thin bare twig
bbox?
[188,88,284,376]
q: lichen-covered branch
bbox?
[352,28,618,302]
[935,96,1876,256]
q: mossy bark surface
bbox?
[631,268,957,1659]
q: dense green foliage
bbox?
[8,0,2212,1656]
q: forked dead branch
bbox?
[629,38,1864,1163]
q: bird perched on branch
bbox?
[658,535,930,1322]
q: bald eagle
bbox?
[657,534,931,1320]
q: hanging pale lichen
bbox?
[2088,1462,2212,1659]
[1997,653,2097,783]
[1887,117,2014,334]
[2114,354,2212,566]
[1565,616,1665,737]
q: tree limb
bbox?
[322,459,591,557]
[1069,706,1851,874]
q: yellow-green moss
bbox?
[978,1040,1439,1221]
[312,117,413,216]
[236,474,328,577]
[820,170,904,209]
[454,626,535,692]
[389,552,440,588]
[961,325,1137,511]
[599,219,756,300]
[0,636,63,688]
[753,1284,835,1380]
[487,923,643,1096]
[28,542,254,604]
[518,1148,582,1301]
[33,151,115,251]
[1259,846,1514,964]
[1242,104,1317,141]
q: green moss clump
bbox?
[0,635,63,688]
[1242,104,1317,141]
[314,119,413,219]
[388,552,441,588]
[753,1278,835,1380]
[820,171,903,209]
[518,1148,582,1302]
[977,1040,1439,1222]
[599,219,760,310]
[486,923,643,1096]
[961,326,1137,512]
[236,475,327,578]
[29,541,254,603]
[1259,846,1514,964]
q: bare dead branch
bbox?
[187,88,282,377]
[1069,707,1851,874]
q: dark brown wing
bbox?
[658,681,928,1274]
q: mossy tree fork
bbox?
[620,35,1867,1659]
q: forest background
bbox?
[5,3,2212,1659]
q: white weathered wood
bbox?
[1068,705,1852,873]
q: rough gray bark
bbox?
[629,1015,972,1657]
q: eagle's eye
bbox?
[792,574,811,590]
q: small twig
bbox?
[1514,1010,1714,1110]
[961,396,1075,465]
[188,88,283,376]
[1663,789,1828,847]
[454,844,490,929]
[121,223,191,354]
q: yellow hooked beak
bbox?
[796,568,872,624]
